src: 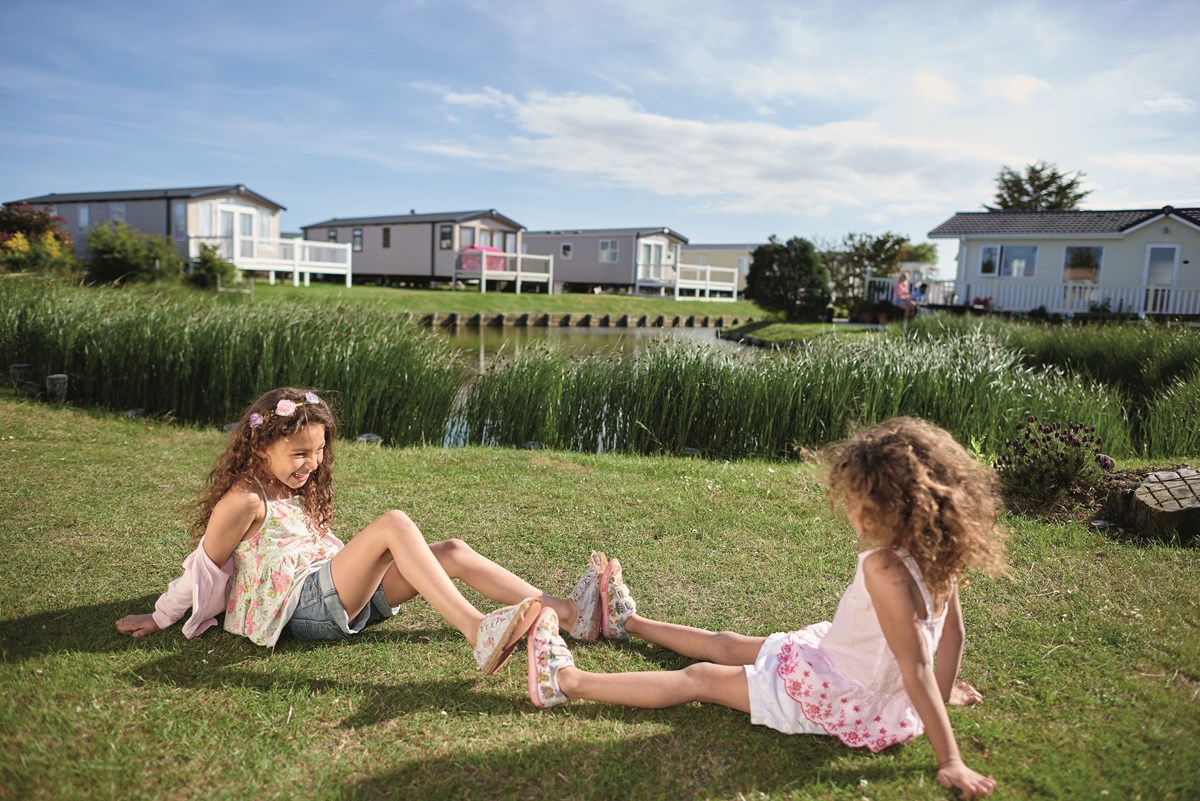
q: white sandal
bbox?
[528,607,575,708]
[567,551,607,642]
[473,597,540,675]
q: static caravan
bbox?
[929,206,1200,317]
[302,209,524,285]
[523,227,690,294]
[680,243,758,292]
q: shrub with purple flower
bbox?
[994,416,1113,502]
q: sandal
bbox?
[599,557,637,639]
[527,607,575,709]
[474,597,541,675]
[566,551,607,642]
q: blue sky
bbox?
[3,0,1198,276]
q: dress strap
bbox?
[892,548,941,620]
[250,476,272,523]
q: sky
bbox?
[2,0,1198,278]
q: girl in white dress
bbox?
[528,417,1006,799]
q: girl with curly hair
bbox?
[116,387,602,675]
[527,417,1007,799]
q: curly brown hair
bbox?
[826,417,1006,600]
[190,387,336,546]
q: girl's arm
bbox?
[116,488,261,637]
[863,551,996,799]
[936,587,985,706]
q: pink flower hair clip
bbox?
[249,391,322,429]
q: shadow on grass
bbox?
[0,594,459,664]
[339,722,922,801]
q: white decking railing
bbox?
[189,236,353,287]
[453,250,554,294]
[865,274,1200,317]
[635,262,739,301]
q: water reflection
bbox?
[435,325,741,367]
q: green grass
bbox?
[1,395,1197,800]
[250,281,765,318]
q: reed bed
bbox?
[462,332,1133,458]
[3,280,1170,458]
[1142,369,1200,458]
[0,278,461,445]
[907,314,1200,401]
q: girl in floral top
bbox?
[117,387,603,675]
[526,418,1007,799]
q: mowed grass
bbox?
[250,281,765,318]
[1,395,1198,801]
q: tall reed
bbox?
[1142,369,1200,458]
[458,333,1133,458]
[0,278,461,445]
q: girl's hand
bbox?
[936,760,996,799]
[948,680,984,706]
[115,614,162,638]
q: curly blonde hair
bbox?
[190,387,336,546]
[826,417,1006,599]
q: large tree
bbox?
[986,160,1091,211]
[819,231,910,306]
[745,236,831,321]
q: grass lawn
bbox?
[1,394,1197,800]
[248,281,765,319]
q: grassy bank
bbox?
[1,396,1197,800]
[250,281,765,318]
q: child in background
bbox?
[528,417,1005,799]
[116,387,603,674]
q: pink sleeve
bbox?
[151,567,195,630]
[151,543,235,637]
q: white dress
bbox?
[744,547,947,751]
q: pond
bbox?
[434,324,743,366]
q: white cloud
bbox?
[1131,95,1196,114]
[913,72,962,106]
[412,90,1012,218]
[442,87,516,108]
[981,75,1052,105]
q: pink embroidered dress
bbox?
[749,547,948,752]
[224,486,341,647]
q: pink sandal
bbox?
[599,557,637,639]
[474,597,540,675]
[527,607,575,708]
[566,551,607,642]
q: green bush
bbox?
[87,222,183,283]
[185,242,236,289]
[0,203,80,276]
[993,416,1110,502]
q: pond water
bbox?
[434,324,743,365]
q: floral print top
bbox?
[224,492,341,647]
[774,547,948,752]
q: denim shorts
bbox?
[287,560,398,641]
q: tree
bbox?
[745,236,831,322]
[186,243,236,289]
[899,241,937,264]
[87,221,184,283]
[986,160,1090,211]
[819,231,909,307]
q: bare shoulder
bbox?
[862,548,917,601]
[214,482,266,520]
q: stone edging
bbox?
[415,312,754,329]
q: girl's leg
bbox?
[329,510,484,643]
[557,662,751,713]
[625,615,766,666]
[421,539,579,632]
